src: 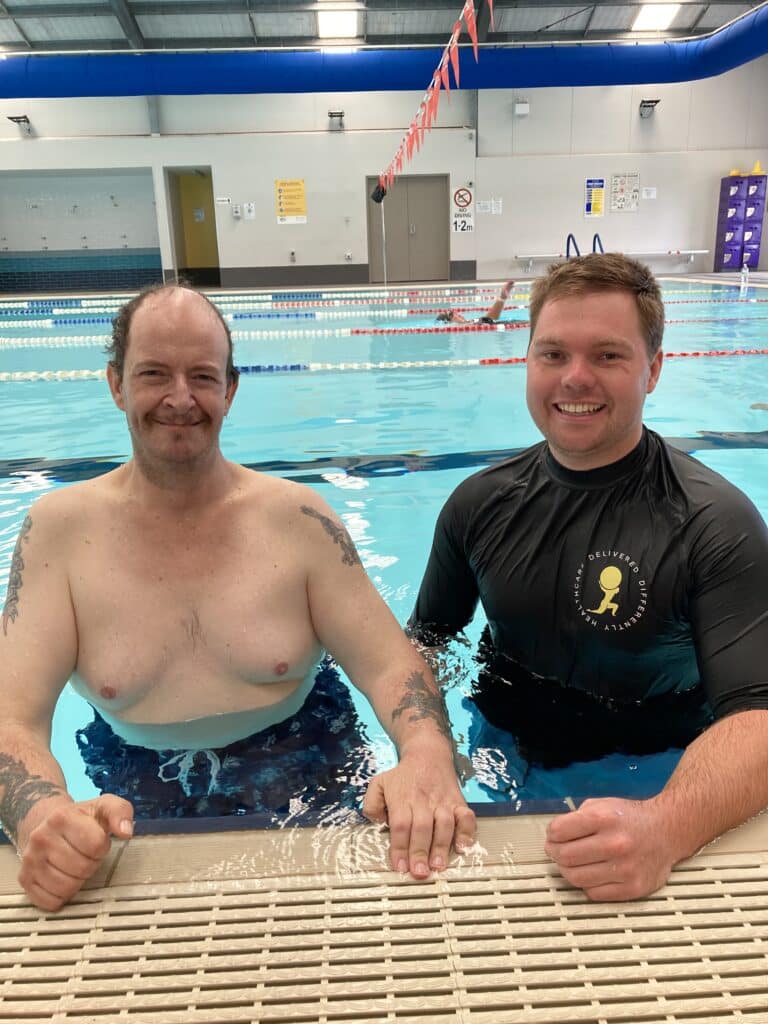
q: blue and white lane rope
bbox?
[2,348,767,383]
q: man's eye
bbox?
[195,374,217,382]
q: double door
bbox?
[366,174,450,283]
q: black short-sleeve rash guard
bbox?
[411,429,768,744]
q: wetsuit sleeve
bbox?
[409,492,480,643]
[689,489,768,718]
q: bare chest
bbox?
[67,519,320,717]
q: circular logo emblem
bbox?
[573,549,648,633]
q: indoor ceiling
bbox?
[0,0,763,53]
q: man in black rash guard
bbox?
[410,252,768,902]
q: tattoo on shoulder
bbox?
[300,505,362,567]
[2,515,32,637]
[0,753,65,845]
[392,670,453,745]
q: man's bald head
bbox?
[107,284,237,382]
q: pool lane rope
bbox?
[2,348,767,382]
[10,314,768,351]
[3,296,768,323]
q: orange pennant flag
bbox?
[449,22,461,87]
[463,0,479,61]
[429,77,441,123]
[420,99,431,133]
[440,52,451,97]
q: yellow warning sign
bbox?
[275,179,307,224]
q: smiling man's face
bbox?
[525,289,663,471]
[107,289,237,470]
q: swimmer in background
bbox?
[0,283,476,912]
[435,279,516,324]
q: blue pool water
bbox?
[1,279,767,818]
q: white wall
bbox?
[476,57,768,276]
[0,169,158,251]
[0,56,766,279]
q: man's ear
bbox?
[646,350,663,395]
[106,363,126,410]
[224,371,239,413]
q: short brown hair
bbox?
[106,283,237,381]
[528,253,665,359]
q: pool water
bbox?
[1,279,767,815]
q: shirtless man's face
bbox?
[526,289,663,471]
[107,289,238,470]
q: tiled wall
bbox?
[0,248,163,293]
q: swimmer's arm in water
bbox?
[0,493,133,911]
[299,496,476,879]
[545,709,768,902]
[483,278,515,322]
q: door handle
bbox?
[409,224,416,235]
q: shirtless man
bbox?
[0,284,476,911]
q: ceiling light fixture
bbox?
[632,4,680,32]
[317,9,358,39]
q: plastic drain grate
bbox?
[2,858,768,1023]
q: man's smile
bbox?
[553,402,606,416]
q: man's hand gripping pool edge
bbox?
[362,740,477,880]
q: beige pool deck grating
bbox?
[2,814,768,1023]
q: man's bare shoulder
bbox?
[237,467,332,516]
[21,469,125,534]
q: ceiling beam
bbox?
[0,0,31,47]
[475,0,492,43]
[689,4,710,31]
[108,0,145,48]
[582,5,597,38]
[1,0,754,19]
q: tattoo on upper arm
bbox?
[392,670,453,744]
[300,505,362,567]
[0,753,65,846]
[2,515,32,637]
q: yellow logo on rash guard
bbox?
[573,550,647,633]
[588,565,622,616]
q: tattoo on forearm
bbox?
[392,670,453,745]
[300,505,362,566]
[0,753,65,845]
[2,515,32,637]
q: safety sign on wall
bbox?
[452,187,474,232]
[275,180,307,224]
[584,178,605,218]
[610,173,640,212]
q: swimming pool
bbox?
[1,279,767,820]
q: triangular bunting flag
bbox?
[463,0,479,61]
[449,23,461,87]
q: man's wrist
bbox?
[646,789,703,863]
[398,731,455,763]
[13,791,72,854]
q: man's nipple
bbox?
[275,662,289,677]
[100,685,117,700]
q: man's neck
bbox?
[120,451,238,512]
